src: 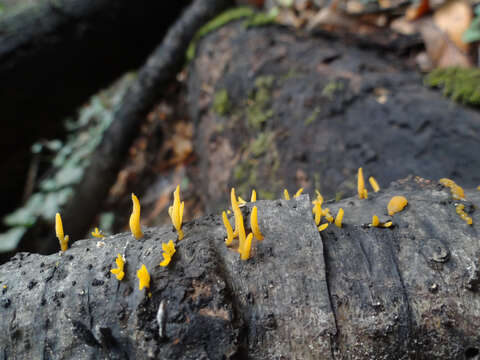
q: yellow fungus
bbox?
[137,264,150,290]
[322,208,334,223]
[477,185,480,191]
[160,240,176,267]
[387,196,408,216]
[240,233,254,260]
[357,167,368,199]
[231,188,246,252]
[369,177,380,192]
[439,178,466,200]
[381,221,393,228]
[250,206,264,241]
[168,185,184,240]
[456,204,473,225]
[222,211,234,245]
[318,223,329,231]
[284,189,290,200]
[55,213,69,252]
[251,190,257,202]
[129,193,144,239]
[238,196,247,206]
[110,254,125,280]
[91,227,104,238]
[313,200,322,225]
[335,208,344,228]
[372,215,380,227]
[294,188,304,198]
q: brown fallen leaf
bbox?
[433,0,472,52]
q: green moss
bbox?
[424,67,480,105]
[250,132,275,157]
[243,9,278,28]
[247,75,275,129]
[186,7,255,62]
[304,106,321,125]
[213,89,231,116]
[322,80,344,100]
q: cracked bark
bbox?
[1,177,480,359]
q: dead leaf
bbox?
[433,0,472,52]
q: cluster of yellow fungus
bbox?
[159,240,176,267]
[357,168,381,199]
[55,213,69,252]
[111,254,125,280]
[312,191,334,231]
[439,178,466,200]
[371,214,392,228]
[223,188,262,260]
[129,193,143,239]
[168,185,185,240]
[283,188,304,200]
[137,264,150,290]
[91,227,104,238]
[456,204,473,225]
[387,196,408,216]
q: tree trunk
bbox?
[1,177,479,359]
[186,21,480,214]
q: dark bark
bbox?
[1,177,480,359]
[186,22,480,214]
[16,0,234,255]
[0,0,190,220]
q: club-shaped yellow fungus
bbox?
[284,189,290,200]
[294,188,304,198]
[168,185,185,240]
[369,177,380,192]
[250,206,264,241]
[160,240,176,267]
[55,213,69,252]
[335,208,344,228]
[439,178,466,200]
[318,223,329,231]
[137,264,150,290]
[238,197,247,206]
[231,188,246,252]
[323,208,334,223]
[357,167,368,199]
[372,215,380,227]
[129,193,143,239]
[387,196,408,216]
[381,221,393,228]
[110,254,125,280]
[240,233,254,260]
[91,227,104,238]
[251,190,257,202]
[477,185,480,191]
[313,200,322,225]
[456,204,473,225]
[222,211,234,245]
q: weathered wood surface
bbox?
[187,22,480,214]
[1,177,480,359]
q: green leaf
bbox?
[0,228,27,253]
[462,17,480,43]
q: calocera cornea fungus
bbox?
[251,189,257,202]
[137,264,150,290]
[318,223,329,231]
[168,185,185,240]
[238,197,247,206]
[371,215,392,228]
[91,227,104,238]
[456,204,473,225]
[439,178,466,200]
[55,213,69,252]
[231,188,247,252]
[312,191,324,225]
[357,167,368,199]
[369,177,380,192]
[222,211,234,245]
[250,206,264,241]
[240,233,254,260]
[387,196,408,216]
[335,208,344,228]
[322,208,334,223]
[111,254,125,280]
[294,188,304,198]
[129,193,143,239]
[159,240,176,267]
[284,189,290,200]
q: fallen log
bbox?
[186,21,480,213]
[1,177,480,359]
